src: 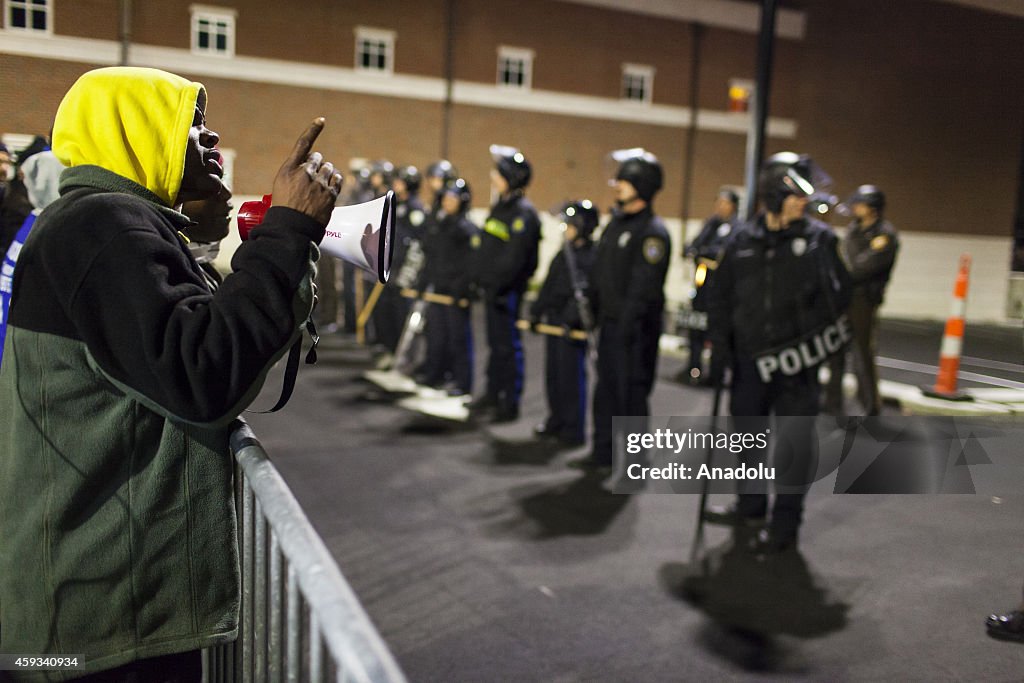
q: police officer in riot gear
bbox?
[368,159,394,199]
[705,152,851,552]
[416,178,477,395]
[470,145,542,423]
[823,184,899,416]
[424,159,458,213]
[530,200,599,446]
[577,149,671,471]
[679,188,739,386]
[374,165,428,363]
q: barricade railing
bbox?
[203,419,407,683]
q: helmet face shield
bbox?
[759,152,832,214]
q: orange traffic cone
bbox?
[924,254,973,401]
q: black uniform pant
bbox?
[730,359,820,534]
[543,334,588,443]
[592,315,661,466]
[341,262,357,333]
[482,290,525,414]
[420,302,473,394]
[372,285,407,353]
[825,294,881,415]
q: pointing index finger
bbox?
[284,117,326,168]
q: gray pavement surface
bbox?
[246,316,1024,682]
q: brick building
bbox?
[2,0,1023,321]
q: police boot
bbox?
[533,421,559,439]
[750,526,799,554]
[702,502,767,529]
[468,394,498,418]
[986,609,1024,643]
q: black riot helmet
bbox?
[370,159,395,184]
[441,177,472,214]
[848,184,886,214]
[558,199,600,239]
[426,159,458,183]
[354,162,373,191]
[611,148,663,202]
[717,187,740,207]
[490,144,532,192]
[396,164,421,195]
[757,151,832,214]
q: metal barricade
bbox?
[204,420,407,683]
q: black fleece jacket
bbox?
[9,165,324,424]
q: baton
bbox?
[515,318,589,341]
[690,374,725,564]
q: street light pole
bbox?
[742,0,778,221]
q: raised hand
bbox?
[272,118,344,227]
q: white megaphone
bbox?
[237,191,395,283]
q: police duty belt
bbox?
[515,319,588,341]
[753,313,852,383]
[399,287,470,309]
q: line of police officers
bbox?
[344,147,898,554]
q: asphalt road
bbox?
[246,316,1024,682]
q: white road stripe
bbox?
[959,355,1024,374]
[876,356,1024,390]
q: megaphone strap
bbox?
[246,317,319,414]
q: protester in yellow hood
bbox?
[0,66,343,680]
[52,66,208,207]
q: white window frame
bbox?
[354,26,395,75]
[190,5,237,58]
[496,46,534,90]
[5,0,52,34]
[621,63,655,105]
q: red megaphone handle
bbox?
[236,194,273,240]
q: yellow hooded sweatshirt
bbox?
[52,66,206,207]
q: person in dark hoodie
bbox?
[0,139,35,256]
[470,144,541,423]
[0,66,342,681]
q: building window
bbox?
[190,5,236,57]
[621,63,655,104]
[497,46,534,90]
[6,0,51,32]
[355,27,395,74]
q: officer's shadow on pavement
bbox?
[482,437,566,467]
[481,469,633,541]
[659,536,850,672]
